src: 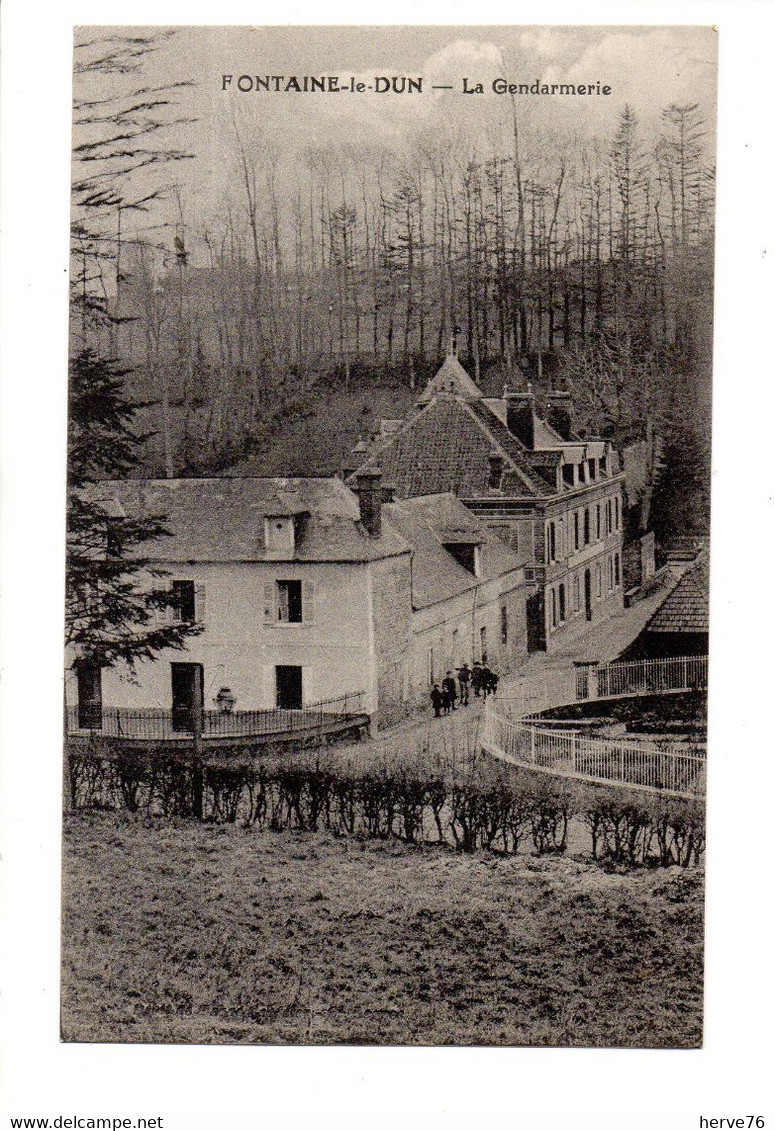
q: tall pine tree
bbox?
[66,349,200,668]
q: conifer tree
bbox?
[66,348,201,668]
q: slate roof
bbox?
[86,477,411,563]
[384,493,524,609]
[354,396,555,499]
[416,354,484,404]
[645,553,710,635]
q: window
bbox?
[606,500,612,535]
[445,542,479,575]
[480,625,487,662]
[452,627,460,666]
[573,574,580,612]
[172,580,196,623]
[608,556,614,591]
[550,589,557,629]
[615,497,620,530]
[558,584,566,622]
[573,512,579,551]
[562,463,574,488]
[583,509,590,545]
[277,579,303,623]
[596,504,601,541]
[614,552,621,587]
[588,458,596,480]
[547,522,556,562]
[578,461,587,484]
[501,606,508,645]
[596,564,602,597]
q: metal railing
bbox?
[482,701,706,798]
[575,655,708,701]
[66,691,367,740]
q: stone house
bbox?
[347,351,626,652]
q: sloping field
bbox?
[61,811,703,1047]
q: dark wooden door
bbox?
[526,591,546,652]
[171,662,204,732]
[584,569,593,621]
[76,662,103,730]
[276,665,303,710]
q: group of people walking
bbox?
[430,660,499,717]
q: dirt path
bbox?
[349,579,679,762]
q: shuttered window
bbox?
[264,579,314,624]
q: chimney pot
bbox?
[504,386,537,450]
[546,388,574,441]
[356,470,383,536]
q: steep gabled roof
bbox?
[416,354,483,405]
[353,396,554,500]
[86,477,410,563]
[384,493,524,608]
[645,553,710,635]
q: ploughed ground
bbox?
[61,811,703,1047]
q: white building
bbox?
[66,475,527,729]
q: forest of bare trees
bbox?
[72,31,714,538]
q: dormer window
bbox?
[264,515,296,557]
[444,542,481,577]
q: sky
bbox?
[73,24,718,242]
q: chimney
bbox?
[504,384,536,449]
[356,470,382,537]
[451,324,462,356]
[546,388,573,440]
[488,453,504,491]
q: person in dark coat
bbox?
[441,685,450,714]
[442,671,457,711]
[430,684,443,718]
[456,663,471,706]
[471,661,483,697]
[481,663,494,698]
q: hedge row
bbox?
[66,751,704,868]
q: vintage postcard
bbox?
[58,24,718,1048]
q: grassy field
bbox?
[61,811,704,1047]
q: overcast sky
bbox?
[74,25,717,237]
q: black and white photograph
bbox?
[59,23,716,1048]
[3,4,774,1123]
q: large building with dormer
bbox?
[65,476,527,729]
[346,351,626,651]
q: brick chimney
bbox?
[356,470,383,536]
[504,384,537,449]
[546,388,573,440]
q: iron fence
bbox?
[482,701,706,797]
[66,691,367,740]
[575,655,707,701]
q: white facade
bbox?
[65,558,385,715]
